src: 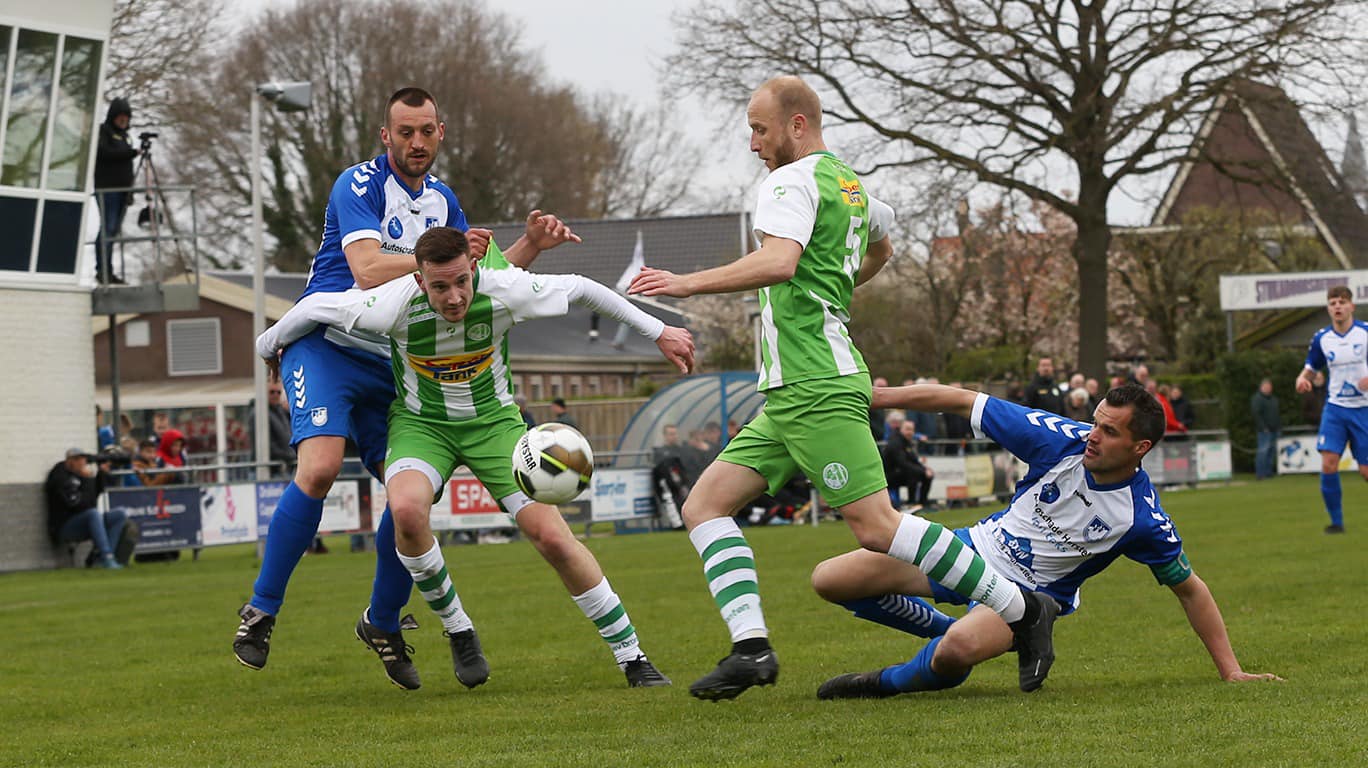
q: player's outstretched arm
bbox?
[1170,572,1282,683]
[628,235,801,299]
[256,281,411,360]
[504,210,582,268]
[873,383,978,418]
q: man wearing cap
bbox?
[44,449,136,568]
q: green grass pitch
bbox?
[3,474,1366,767]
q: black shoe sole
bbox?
[233,650,265,671]
[689,677,776,701]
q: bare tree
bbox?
[668,0,1367,377]
[1112,206,1334,367]
[105,0,224,127]
[164,0,634,271]
[589,97,705,217]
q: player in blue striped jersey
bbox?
[1295,285,1368,534]
[812,383,1279,699]
[233,87,580,684]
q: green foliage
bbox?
[1216,349,1306,471]
[632,379,662,398]
[942,344,1030,384]
[3,478,1362,765]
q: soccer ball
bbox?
[512,424,595,504]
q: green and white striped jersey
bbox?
[258,265,665,422]
[751,151,894,390]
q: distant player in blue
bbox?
[1295,285,1368,534]
[233,86,581,676]
[811,382,1279,699]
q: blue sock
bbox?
[367,506,413,633]
[879,636,971,693]
[251,482,325,615]
[840,595,956,638]
[1321,473,1343,527]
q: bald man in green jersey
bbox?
[630,75,1058,700]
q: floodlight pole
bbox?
[251,94,267,482]
[251,81,312,483]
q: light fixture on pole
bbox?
[252,80,311,481]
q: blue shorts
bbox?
[926,526,1072,615]
[1317,403,1368,465]
[280,327,394,473]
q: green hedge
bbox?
[1215,349,1306,473]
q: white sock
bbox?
[888,514,1025,623]
[397,538,474,634]
[689,517,768,641]
[572,576,642,665]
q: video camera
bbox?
[138,131,158,152]
[89,447,131,469]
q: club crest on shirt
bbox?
[1038,482,1060,504]
[310,407,328,427]
[822,462,849,490]
[1084,514,1112,542]
[467,322,491,341]
[387,216,404,239]
[838,177,863,206]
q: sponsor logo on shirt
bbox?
[407,348,494,383]
[837,177,863,206]
[1001,529,1034,568]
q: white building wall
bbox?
[0,286,95,482]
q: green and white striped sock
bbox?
[889,514,1025,623]
[572,577,642,665]
[398,539,474,634]
[689,517,767,642]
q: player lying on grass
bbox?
[257,226,693,691]
[811,382,1281,700]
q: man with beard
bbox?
[812,383,1279,699]
[233,87,580,684]
[629,76,1058,700]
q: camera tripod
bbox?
[130,132,191,280]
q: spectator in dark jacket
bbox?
[1024,357,1065,415]
[882,420,934,510]
[1251,379,1281,479]
[94,98,138,283]
[45,449,135,568]
[1169,384,1196,430]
